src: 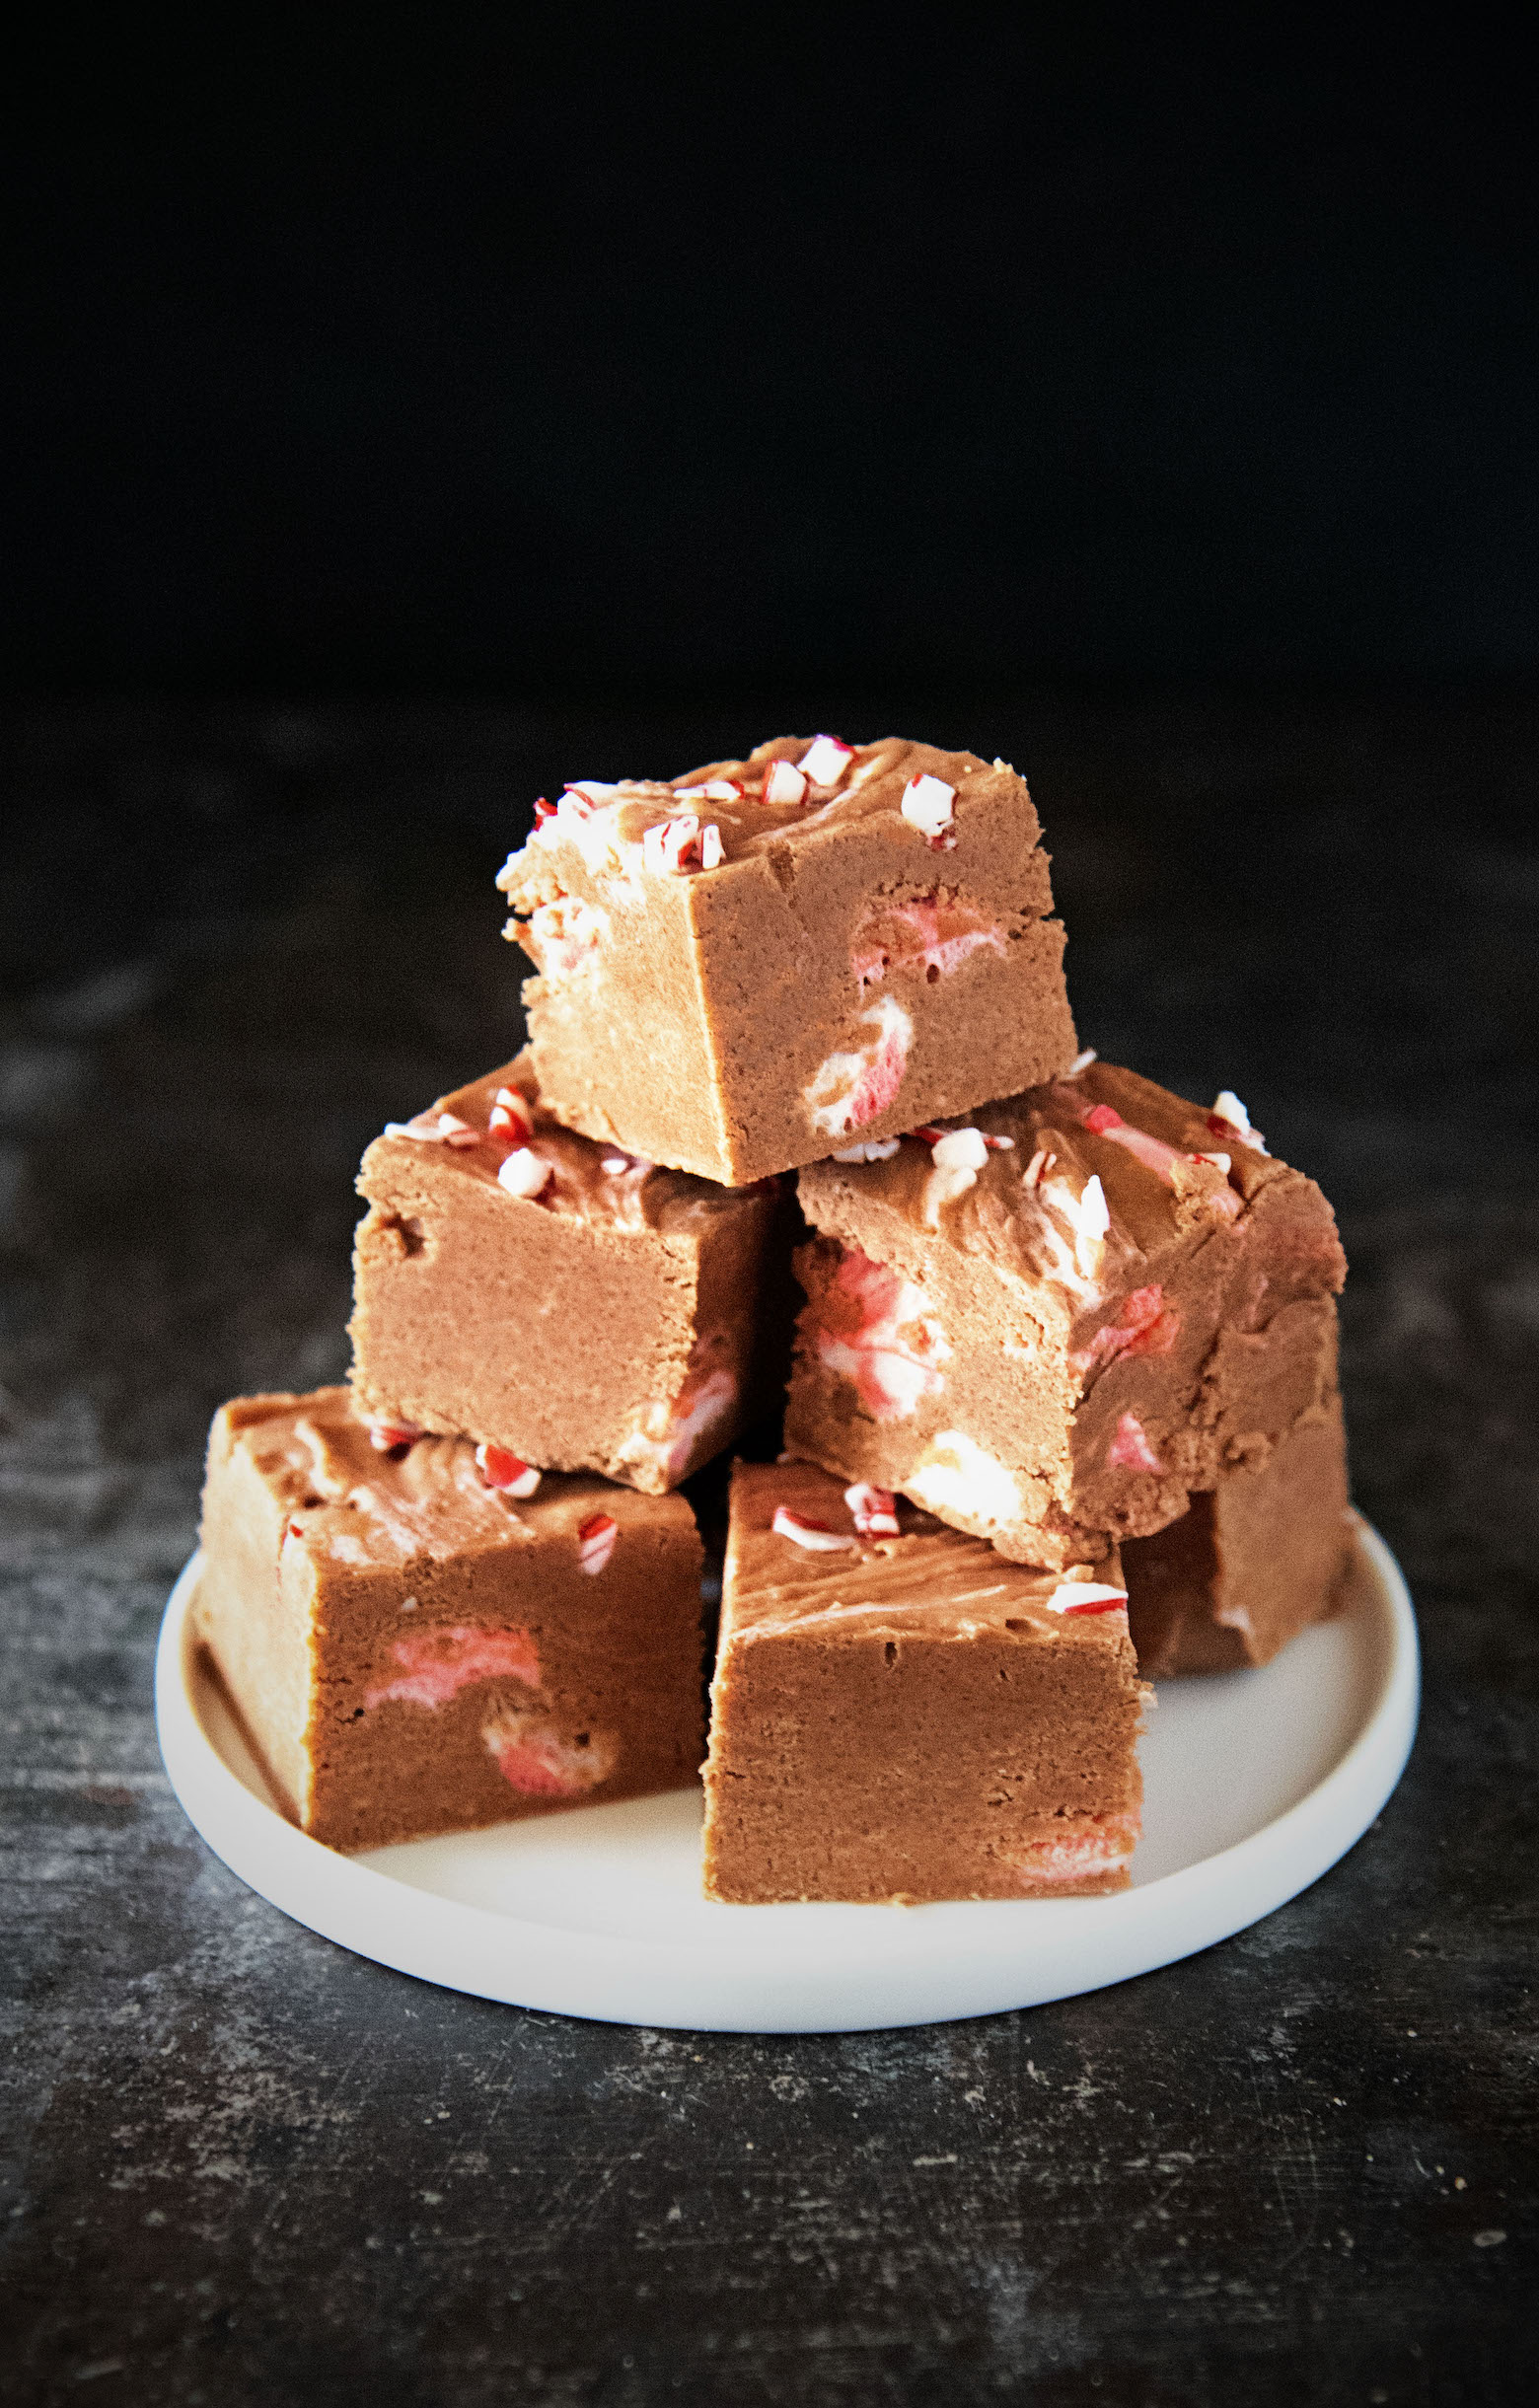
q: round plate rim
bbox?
[154,1522,1420,2032]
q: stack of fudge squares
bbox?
[195,734,1352,1901]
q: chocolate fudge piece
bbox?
[496,734,1078,1185]
[1125,1393,1353,1676]
[193,1387,703,1852]
[350,1051,792,1494]
[701,1460,1145,1903]
[787,1061,1346,1568]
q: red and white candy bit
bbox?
[1108,1411,1165,1475]
[384,1109,481,1147]
[900,772,957,846]
[832,1136,902,1162]
[762,758,808,807]
[487,1085,534,1143]
[1066,1048,1098,1075]
[798,734,854,788]
[1023,1147,1056,1189]
[698,822,723,869]
[1209,1090,1267,1152]
[674,777,744,803]
[367,1417,425,1452]
[497,1147,551,1200]
[908,1124,1013,1153]
[577,1512,619,1575]
[533,796,556,825]
[475,1442,542,1498]
[843,1482,899,1537]
[1043,1580,1130,1618]
[1190,1149,1231,1173]
[771,1504,856,1552]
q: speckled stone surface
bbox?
[3,697,1535,2404]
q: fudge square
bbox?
[495,732,1078,1186]
[1124,1393,1354,1678]
[701,1460,1145,1904]
[788,1059,1347,1568]
[194,1387,704,1852]
[350,1050,791,1494]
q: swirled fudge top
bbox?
[797,1058,1345,1323]
[359,1049,766,1236]
[725,1458,1128,1645]
[495,734,1042,898]
[213,1385,685,1569]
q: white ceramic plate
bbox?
[155,1519,1418,2033]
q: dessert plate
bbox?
[155,1519,1418,2034]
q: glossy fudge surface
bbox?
[789,1060,1346,1567]
[194,1387,704,1852]
[702,1460,1143,1904]
[1125,1393,1353,1676]
[496,733,1077,1185]
[351,1050,792,1493]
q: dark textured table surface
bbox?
[2,694,1535,2405]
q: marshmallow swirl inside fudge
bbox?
[496,734,1078,1185]
[788,1059,1346,1566]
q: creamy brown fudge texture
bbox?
[496,734,1078,1185]
[194,1387,704,1852]
[350,1051,793,1493]
[702,1460,1145,1904]
[787,1060,1346,1568]
[1124,1393,1354,1677]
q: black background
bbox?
[4,19,1538,2407]
[4,11,1536,697]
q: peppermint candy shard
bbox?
[930,1127,989,1172]
[368,1419,424,1453]
[1066,1048,1098,1075]
[498,1147,551,1200]
[488,1087,535,1143]
[763,759,808,807]
[699,822,724,870]
[843,1482,899,1537]
[771,1505,856,1552]
[533,796,556,824]
[1190,1149,1231,1174]
[832,1137,902,1162]
[577,1512,619,1574]
[476,1442,541,1498]
[1043,1581,1129,1618]
[1083,1104,1125,1133]
[799,734,854,788]
[1023,1147,1054,1189]
[1211,1089,1252,1134]
[900,773,957,842]
[384,1109,479,1147]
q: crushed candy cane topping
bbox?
[487,1087,535,1142]
[1023,1148,1055,1189]
[833,1136,902,1162]
[900,772,957,844]
[843,1482,900,1536]
[1212,1089,1251,1133]
[674,778,743,802]
[771,1504,856,1552]
[1066,1048,1098,1075]
[384,1109,481,1148]
[475,1443,542,1498]
[497,1147,551,1200]
[367,1418,425,1452]
[930,1128,989,1173]
[577,1512,619,1574]
[763,758,808,807]
[1043,1580,1130,1618]
[799,734,855,788]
